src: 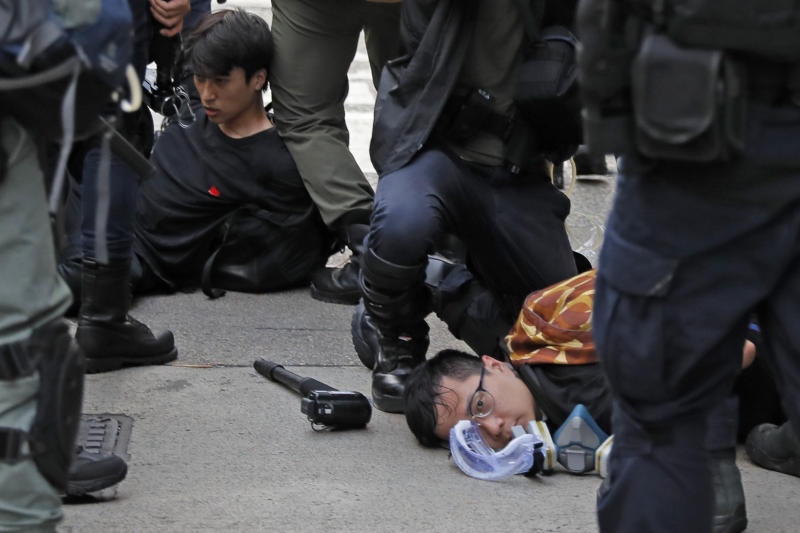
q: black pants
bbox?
[594,103,800,532]
[368,147,577,318]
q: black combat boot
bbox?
[76,258,177,373]
[351,249,429,413]
[57,257,82,317]
[706,396,747,533]
[710,453,747,533]
[310,224,368,305]
[573,145,609,176]
[746,420,800,477]
[64,446,128,498]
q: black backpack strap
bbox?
[0,428,30,463]
[201,244,227,300]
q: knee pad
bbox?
[0,320,85,491]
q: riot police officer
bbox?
[577,1,800,531]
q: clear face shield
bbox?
[448,419,538,481]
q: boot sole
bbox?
[745,443,800,477]
[65,464,128,497]
[712,506,747,533]
[372,390,405,414]
[86,347,178,374]
[309,284,360,305]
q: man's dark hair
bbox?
[404,349,483,448]
[185,9,273,82]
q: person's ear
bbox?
[481,355,512,375]
[252,69,267,91]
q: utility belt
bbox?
[577,0,800,163]
[623,0,800,62]
[438,87,543,174]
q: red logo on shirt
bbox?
[208,186,220,197]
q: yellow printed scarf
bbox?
[505,269,597,366]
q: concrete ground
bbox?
[61,2,800,532]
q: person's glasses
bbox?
[467,366,494,419]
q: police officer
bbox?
[0,0,133,525]
[57,0,190,372]
[0,116,80,532]
[351,0,581,413]
[269,0,402,305]
[576,1,800,531]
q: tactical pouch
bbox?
[631,32,746,162]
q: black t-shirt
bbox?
[134,113,323,288]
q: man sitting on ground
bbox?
[60,9,331,300]
[134,8,331,294]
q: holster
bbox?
[438,88,543,173]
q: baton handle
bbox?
[253,358,336,395]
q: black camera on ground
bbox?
[300,390,372,429]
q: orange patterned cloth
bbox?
[505,269,597,367]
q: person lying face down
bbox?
[405,343,758,451]
[406,268,612,449]
[405,349,542,450]
[404,268,759,451]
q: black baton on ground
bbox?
[254,359,336,394]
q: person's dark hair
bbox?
[185,9,273,83]
[404,349,483,447]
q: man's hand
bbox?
[150,0,191,37]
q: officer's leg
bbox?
[423,163,578,360]
[270,0,374,228]
[353,150,470,412]
[746,258,800,477]
[599,404,714,533]
[56,175,84,316]
[594,245,758,532]
[590,165,791,532]
[462,163,578,311]
[0,118,74,532]
[707,396,747,533]
[76,146,177,373]
[361,0,402,88]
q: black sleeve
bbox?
[518,362,613,434]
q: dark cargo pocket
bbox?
[594,229,678,403]
[631,32,746,162]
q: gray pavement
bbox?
[61,2,800,532]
